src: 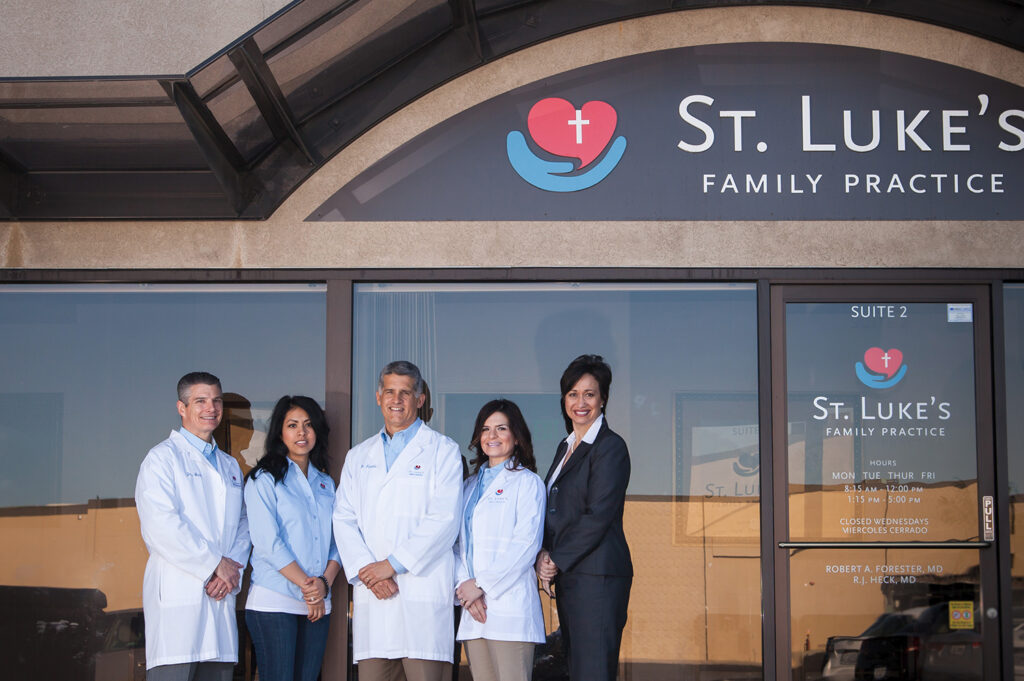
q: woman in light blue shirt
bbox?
[244,395,341,681]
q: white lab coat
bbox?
[333,423,463,662]
[455,465,546,643]
[135,430,250,669]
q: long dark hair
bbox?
[468,399,536,473]
[559,354,612,433]
[247,395,330,483]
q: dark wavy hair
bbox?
[468,399,536,473]
[559,354,612,433]
[247,395,330,483]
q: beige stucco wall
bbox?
[0,0,292,77]
[3,5,1023,270]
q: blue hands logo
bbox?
[855,347,907,389]
[507,97,626,193]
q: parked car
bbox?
[822,610,923,680]
[821,603,982,681]
[916,603,982,681]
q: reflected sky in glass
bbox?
[352,282,758,497]
[0,284,326,507]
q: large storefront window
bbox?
[1005,284,1024,680]
[0,284,326,681]
[352,282,762,678]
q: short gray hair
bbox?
[377,361,424,396]
[177,371,221,403]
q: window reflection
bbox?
[1003,285,1024,680]
[353,282,762,679]
[0,284,325,681]
[791,549,982,681]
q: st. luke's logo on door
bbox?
[506,97,627,192]
[855,347,908,389]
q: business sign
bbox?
[309,43,1024,221]
[786,302,979,542]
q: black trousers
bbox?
[555,573,632,681]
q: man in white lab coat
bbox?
[333,361,463,681]
[135,372,251,681]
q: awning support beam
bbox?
[161,79,253,216]
[228,37,317,165]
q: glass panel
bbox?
[265,0,451,123]
[0,283,326,681]
[206,79,275,162]
[786,302,978,542]
[791,548,982,681]
[251,0,344,56]
[353,282,761,679]
[0,105,206,171]
[1004,284,1024,680]
[190,53,239,100]
[0,80,206,171]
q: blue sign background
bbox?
[308,43,1024,221]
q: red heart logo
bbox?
[864,347,903,378]
[527,98,617,168]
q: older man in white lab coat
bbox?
[135,372,251,681]
[334,361,463,681]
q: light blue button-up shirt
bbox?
[179,427,218,468]
[380,418,423,472]
[379,418,423,574]
[245,459,341,601]
[463,463,503,578]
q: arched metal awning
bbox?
[0,0,1021,220]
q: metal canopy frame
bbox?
[0,0,1021,220]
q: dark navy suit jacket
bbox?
[542,419,633,577]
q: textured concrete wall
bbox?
[3,6,1023,270]
[0,0,291,77]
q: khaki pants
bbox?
[462,639,535,681]
[357,657,452,681]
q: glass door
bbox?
[770,285,999,681]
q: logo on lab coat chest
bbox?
[408,464,424,477]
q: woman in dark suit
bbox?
[536,354,632,681]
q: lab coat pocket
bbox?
[395,476,429,516]
[158,563,204,606]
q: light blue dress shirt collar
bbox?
[179,427,219,468]
[380,418,423,472]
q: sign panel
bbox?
[309,43,1024,221]
[785,302,979,542]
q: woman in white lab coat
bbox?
[244,396,341,681]
[455,399,546,681]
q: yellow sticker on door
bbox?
[949,601,975,630]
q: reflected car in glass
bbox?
[821,603,981,681]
